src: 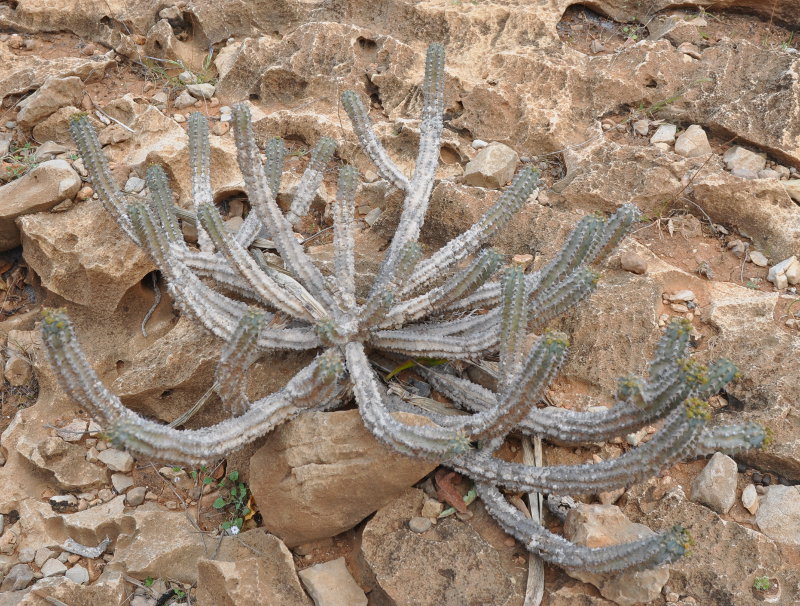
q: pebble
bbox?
[590,39,605,53]
[76,186,94,201]
[670,303,689,313]
[35,547,54,568]
[674,124,712,158]
[665,289,695,303]
[178,70,197,84]
[186,83,216,100]
[65,564,89,584]
[211,121,230,136]
[727,239,747,258]
[741,483,759,514]
[97,448,134,472]
[173,90,196,109]
[619,251,648,274]
[408,516,432,533]
[8,34,23,48]
[748,251,768,267]
[364,207,382,226]
[41,558,67,577]
[471,139,488,149]
[123,176,146,194]
[173,113,187,123]
[650,123,677,145]
[111,473,134,493]
[632,119,649,136]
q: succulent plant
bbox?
[43,43,766,573]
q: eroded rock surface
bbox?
[249,410,436,547]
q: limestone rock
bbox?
[186,83,215,99]
[619,252,647,275]
[691,452,738,514]
[0,159,81,251]
[767,256,800,289]
[112,509,209,584]
[563,504,669,606]
[705,283,800,481]
[674,124,712,158]
[196,529,311,606]
[31,106,83,146]
[173,89,196,109]
[17,435,108,491]
[783,179,800,202]
[64,564,89,584]
[298,558,367,606]
[24,569,129,606]
[0,563,34,591]
[621,480,800,604]
[18,198,154,312]
[16,76,83,128]
[361,489,515,606]
[754,485,800,546]
[692,176,800,260]
[742,484,759,515]
[462,142,519,189]
[40,558,67,577]
[649,123,676,145]
[4,354,33,387]
[249,410,436,547]
[97,448,134,473]
[723,146,767,173]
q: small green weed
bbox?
[753,576,772,591]
[1,142,39,182]
[210,470,251,533]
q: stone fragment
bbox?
[723,146,767,173]
[186,83,216,99]
[783,179,800,202]
[123,175,146,193]
[17,434,108,490]
[56,419,88,442]
[619,251,647,274]
[0,563,34,591]
[41,558,68,577]
[749,251,768,267]
[196,529,311,606]
[298,558,367,606]
[126,486,147,507]
[35,547,54,568]
[97,449,134,473]
[113,510,209,584]
[408,517,431,533]
[650,123,676,145]
[362,489,514,606]
[632,119,649,136]
[0,159,81,251]
[757,169,780,179]
[18,198,153,312]
[691,452,738,514]
[4,355,32,386]
[111,473,134,493]
[742,483,759,515]
[31,106,86,146]
[249,410,436,547]
[754,485,800,545]
[65,564,89,584]
[462,142,519,189]
[563,504,669,605]
[17,76,83,128]
[665,289,695,302]
[673,125,712,158]
[767,256,800,289]
[173,90,196,109]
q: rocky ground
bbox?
[0,0,799,605]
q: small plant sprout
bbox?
[753,576,772,591]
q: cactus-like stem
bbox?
[187,113,215,253]
[196,202,312,321]
[285,136,337,226]
[404,167,539,295]
[332,165,359,308]
[69,115,139,243]
[477,483,690,572]
[341,89,410,191]
[215,308,267,415]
